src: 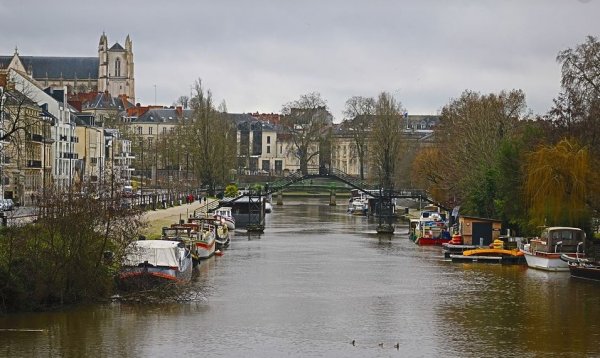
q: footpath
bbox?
[141,198,216,238]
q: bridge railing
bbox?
[266,170,305,193]
[327,167,377,191]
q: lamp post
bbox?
[140,139,144,205]
[0,87,5,200]
[68,122,74,192]
[109,136,115,200]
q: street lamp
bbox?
[68,121,75,192]
[140,139,144,204]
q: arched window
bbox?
[115,58,121,77]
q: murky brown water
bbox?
[1,198,600,357]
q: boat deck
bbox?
[442,244,478,259]
[450,254,525,264]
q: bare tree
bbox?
[369,92,405,190]
[184,79,236,194]
[0,82,43,145]
[174,95,190,109]
[280,92,331,175]
[342,96,375,179]
[553,36,600,158]
[557,36,600,106]
[416,89,527,214]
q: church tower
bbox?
[98,33,108,91]
[97,33,135,101]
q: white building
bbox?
[10,69,77,190]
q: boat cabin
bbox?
[458,216,502,246]
[532,227,585,253]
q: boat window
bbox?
[422,212,430,218]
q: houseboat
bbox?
[117,240,193,291]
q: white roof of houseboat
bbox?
[545,227,583,231]
[123,240,182,267]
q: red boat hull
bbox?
[416,237,451,246]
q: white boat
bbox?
[117,240,193,291]
[194,222,217,259]
[265,201,273,214]
[190,215,230,250]
[348,199,368,215]
[412,205,450,246]
[520,227,585,271]
[213,206,236,229]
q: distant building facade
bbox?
[0,33,135,101]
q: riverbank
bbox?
[141,199,217,239]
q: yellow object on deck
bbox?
[462,248,523,257]
[492,239,504,250]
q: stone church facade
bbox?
[0,33,135,101]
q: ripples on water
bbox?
[1,198,600,357]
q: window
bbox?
[162,127,167,134]
[267,136,271,144]
[262,160,270,171]
[149,127,153,135]
[137,127,142,135]
[266,146,271,154]
[115,58,121,77]
[148,138,153,146]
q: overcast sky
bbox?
[1,0,599,121]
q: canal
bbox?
[1,198,600,357]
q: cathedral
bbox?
[0,33,135,101]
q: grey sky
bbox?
[1,0,599,121]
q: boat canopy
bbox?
[123,240,183,268]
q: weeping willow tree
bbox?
[523,138,594,228]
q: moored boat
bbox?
[560,253,600,280]
[213,206,236,230]
[197,215,230,250]
[265,200,273,214]
[348,199,368,216]
[117,240,193,291]
[414,206,450,246]
[520,227,585,271]
[187,217,218,258]
[162,225,202,266]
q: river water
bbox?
[2,198,600,357]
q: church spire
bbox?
[99,32,107,49]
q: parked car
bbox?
[0,199,14,211]
[122,185,134,197]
